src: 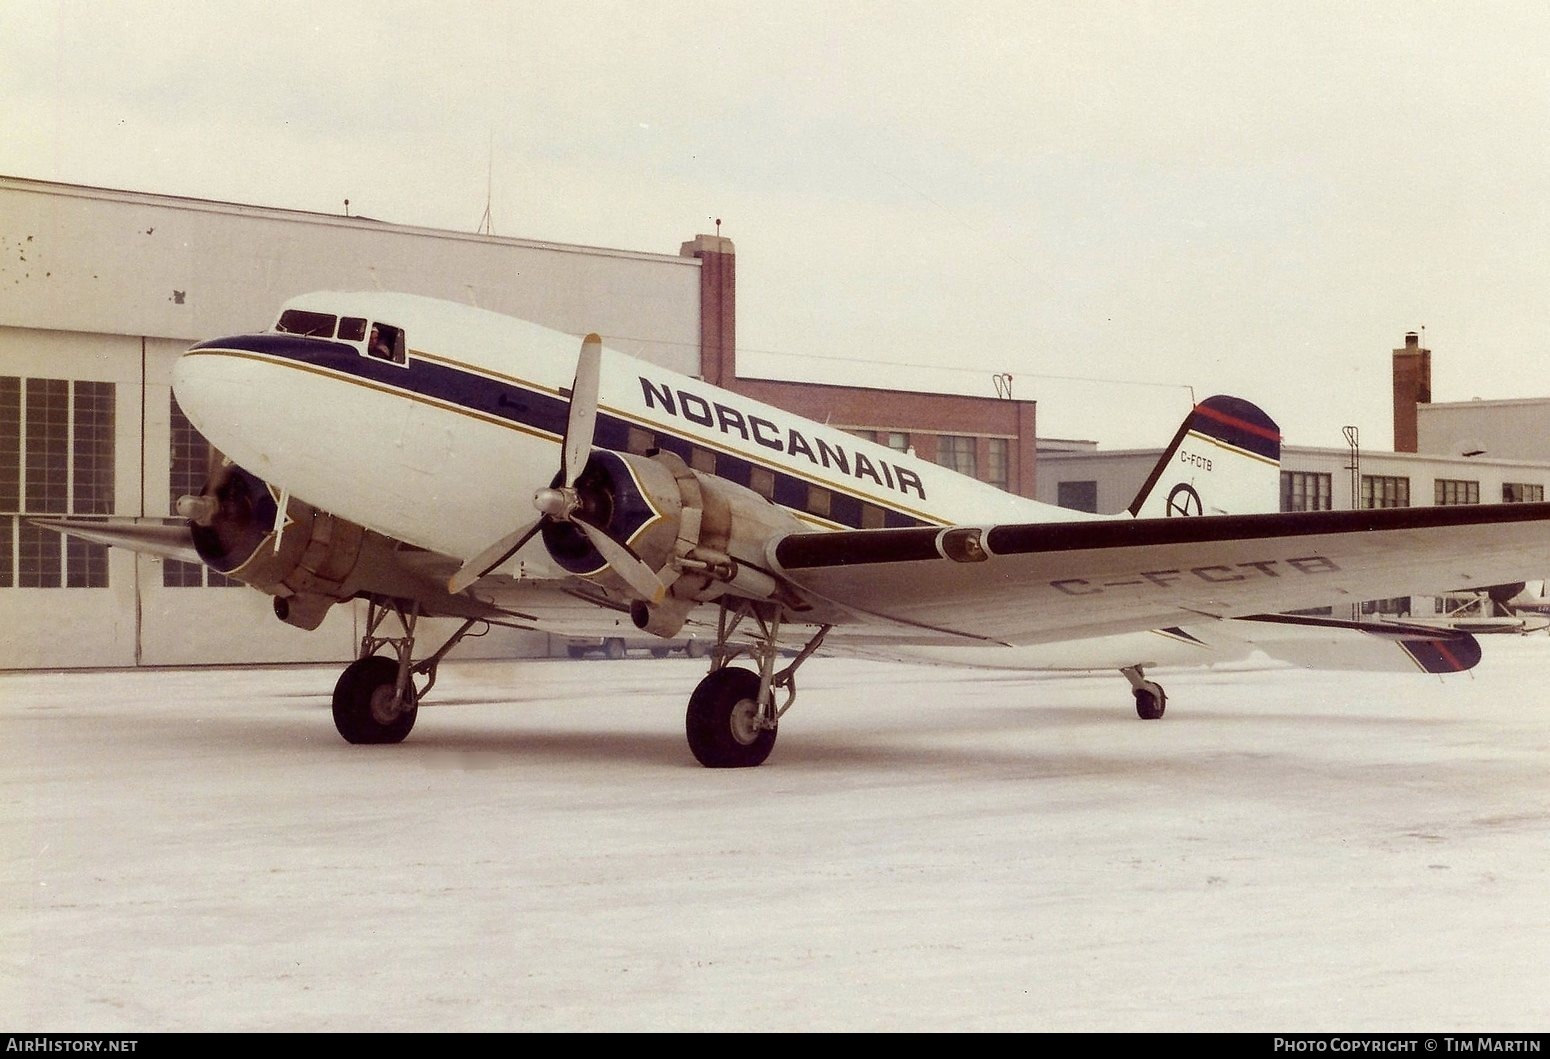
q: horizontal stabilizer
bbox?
[29,517,201,565]
[1396,635,1482,674]
[1224,612,1482,674]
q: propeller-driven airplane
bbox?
[37,291,1550,766]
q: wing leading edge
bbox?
[766,502,1550,647]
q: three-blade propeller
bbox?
[447,334,668,603]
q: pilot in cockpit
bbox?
[368,325,393,360]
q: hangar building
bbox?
[0,176,1037,669]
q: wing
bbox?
[767,502,1550,647]
[28,517,204,565]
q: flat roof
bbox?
[0,173,697,266]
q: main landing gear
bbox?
[331,599,484,744]
[685,601,831,768]
[1121,665,1167,720]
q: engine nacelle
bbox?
[184,461,380,630]
[548,448,808,637]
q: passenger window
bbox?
[749,467,775,500]
[338,317,367,342]
[366,322,407,365]
[275,310,337,337]
[690,448,717,475]
[806,485,831,517]
[627,428,655,455]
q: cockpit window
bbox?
[366,322,407,365]
[338,317,367,342]
[275,309,337,337]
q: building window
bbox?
[73,381,115,514]
[847,429,909,454]
[25,378,68,514]
[1280,471,1332,512]
[939,435,976,477]
[1057,480,1098,513]
[1361,475,1410,509]
[1503,483,1544,503]
[0,376,18,512]
[0,374,113,589]
[167,394,238,588]
[1435,479,1479,506]
[1361,597,1412,617]
[986,439,1009,490]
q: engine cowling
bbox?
[540,447,809,637]
[178,458,378,630]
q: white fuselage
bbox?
[171,291,1260,673]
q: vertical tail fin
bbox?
[1127,395,1281,518]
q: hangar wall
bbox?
[1417,398,1550,464]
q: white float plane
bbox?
[38,291,1550,766]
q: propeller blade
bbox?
[573,517,667,605]
[561,334,602,488]
[447,519,542,594]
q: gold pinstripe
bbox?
[186,345,951,529]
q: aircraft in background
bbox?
[37,292,1550,766]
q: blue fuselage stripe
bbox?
[192,334,933,531]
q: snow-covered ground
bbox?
[4,640,1549,1032]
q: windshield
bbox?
[274,310,337,338]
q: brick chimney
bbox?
[679,233,735,386]
[1392,331,1431,453]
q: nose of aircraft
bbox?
[171,336,283,480]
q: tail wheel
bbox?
[686,667,776,768]
[333,654,418,744]
[1133,684,1166,720]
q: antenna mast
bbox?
[477,134,494,235]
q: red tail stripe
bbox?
[1192,402,1282,442]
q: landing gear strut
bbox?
[331,599,484,744]
[685,600,830,768]
[1121,665,1167,720]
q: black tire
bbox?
[332,655,418,744]
[1133,685,1166,721]
[604,638,627,660]
[686,667,776,768]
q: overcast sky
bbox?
[5,2,1550,448]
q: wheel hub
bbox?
[728,696,763,745]
[369,683,406,724]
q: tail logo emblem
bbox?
[1166,483,1203,517]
